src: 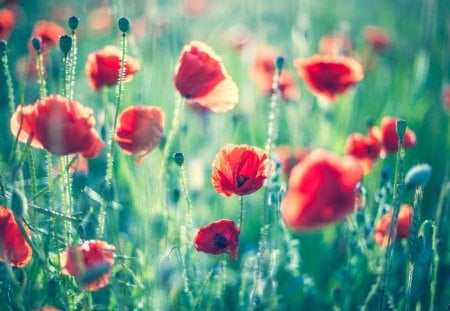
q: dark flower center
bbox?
[214,234,228,249]
[236,175,249,188]
[366,146,373,155]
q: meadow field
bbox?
[0,0,449,310]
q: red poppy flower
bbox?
[249,45,300,101]
[10,94,104,158]
[194,219,240,259]
[115,105,165,163]
[319,33,353,56]
[85,45,141,92]
[374,204,413,247]
[281,149,363,231]
[174,41,239,112]
[60,240,115,291]
[363,26,391,50]
[293,54,364,102]
[0,8,15,40]
[29,20,65,52]
[377,116,416,154]
[211,144,271,197]
[275,145,310,178]
[344,133,381,175]
[0,206,32,268]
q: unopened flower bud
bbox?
[275,56,285,72]
[31,37,42,52]
[118,17,130,33]
[396,119,407,139]
[68,16,79,31]
[173,152,184,166]
[59,35,72,56]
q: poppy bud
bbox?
[405,163,432,189]
[0,39,6,54]
[275,56,285,72]
[10,189,28,217]
[31,37,42,52]
[68,16,79,31]
[365,117,374,128]
[396,119,407,140]
[117,17,130,33]
[59,35,72,56]
[173,152,184,166]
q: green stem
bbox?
[100,32,128,237]
[68,31,77,100]
[158,94,185,240]
[253,66,282,305]
[379,137,405,310]
[239,196,245,230]
[179,164,193,238]
[1,49,16,116]
[36,50,47,99]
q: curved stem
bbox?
[194,256,221,310]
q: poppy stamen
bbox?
[236,175,249,188]
[213,234,228,249]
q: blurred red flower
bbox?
[249,45,300,101]
[0,206,32,268]
[115,105,165,163]
[194,219,240,259]
[363,26,391,51]
[10,94,104,158]
[61,240,115,291]
[281,150,363,231]
[0,8,15,40]
[376,116,416,155]
[275,145,310,178]
[85,45,141,92]
[344,133,381,175]
[319,32,353,56]
[441,84,450,112]
[212,144,271,197]
[293,55,364,102]
[174,41,239,112]
[29,20,65,53]
[87,7,113,35]
[374,204,413,246]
